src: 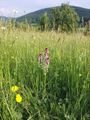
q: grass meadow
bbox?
[0,29,90,120]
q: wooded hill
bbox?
[16,6,90,24]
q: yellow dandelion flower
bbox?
[11,85,19,92]
[16,94,22,103]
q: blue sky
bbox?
[0,0,90,17]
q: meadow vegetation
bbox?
[0,27,90,120]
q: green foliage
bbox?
[0,20,4,27]
[40,12,49,31]
[16,21,30,31]
[51,4,80,32]
[6,19,16,30]
[84,20,90,35]
[51,8,61,30]
[16,6,90,25]
[0,29,90,120]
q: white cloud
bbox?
[0,8,10,16]
[12,9,18,14]
[0,0,90,17]
[0,8,19,17]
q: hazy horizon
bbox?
[0,0,90,17]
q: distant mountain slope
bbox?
[0,16,8,21]
[16,8,51,23]
[14,6,90,24]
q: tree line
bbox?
[0,4,90,34]
[40,4,80,32]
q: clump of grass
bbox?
[0,29,90,120]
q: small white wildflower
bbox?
[79,73,82,77]
[11,56,14,59]
[4,52,6,55]
[1,26,6,30]
[65,114,70,119]
[16,36,18,39]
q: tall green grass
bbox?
[0,29,90,120]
